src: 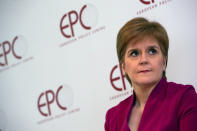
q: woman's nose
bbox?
[139,52,148,65]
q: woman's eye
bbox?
[148,48,157,55]
[130,50,139,57]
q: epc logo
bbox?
[60,4,98,38]
[37,84,74,117]
[110,64,128,91]
[0,36,27,66]
[140,0,155,4]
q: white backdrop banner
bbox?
[0,0,197,130]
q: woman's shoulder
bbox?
[167,81,197,128]
[166,80,197,110]
[105,95,133,119]
[167,80,196,96]
[105,95,133,130]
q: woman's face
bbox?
[122,37,166,88]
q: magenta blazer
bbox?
[105,77,197,131]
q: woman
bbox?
[105,17,197,131]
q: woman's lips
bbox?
[138,70,151,73]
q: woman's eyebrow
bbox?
[127,48,138,53]
[148,45,160,49]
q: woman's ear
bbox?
[121,62,126,74]
[163,57,167,70]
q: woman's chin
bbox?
[133,78,159,88]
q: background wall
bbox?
[0,0,197,130]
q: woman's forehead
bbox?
[127,37,160,49]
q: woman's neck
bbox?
[133,81,159,110]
